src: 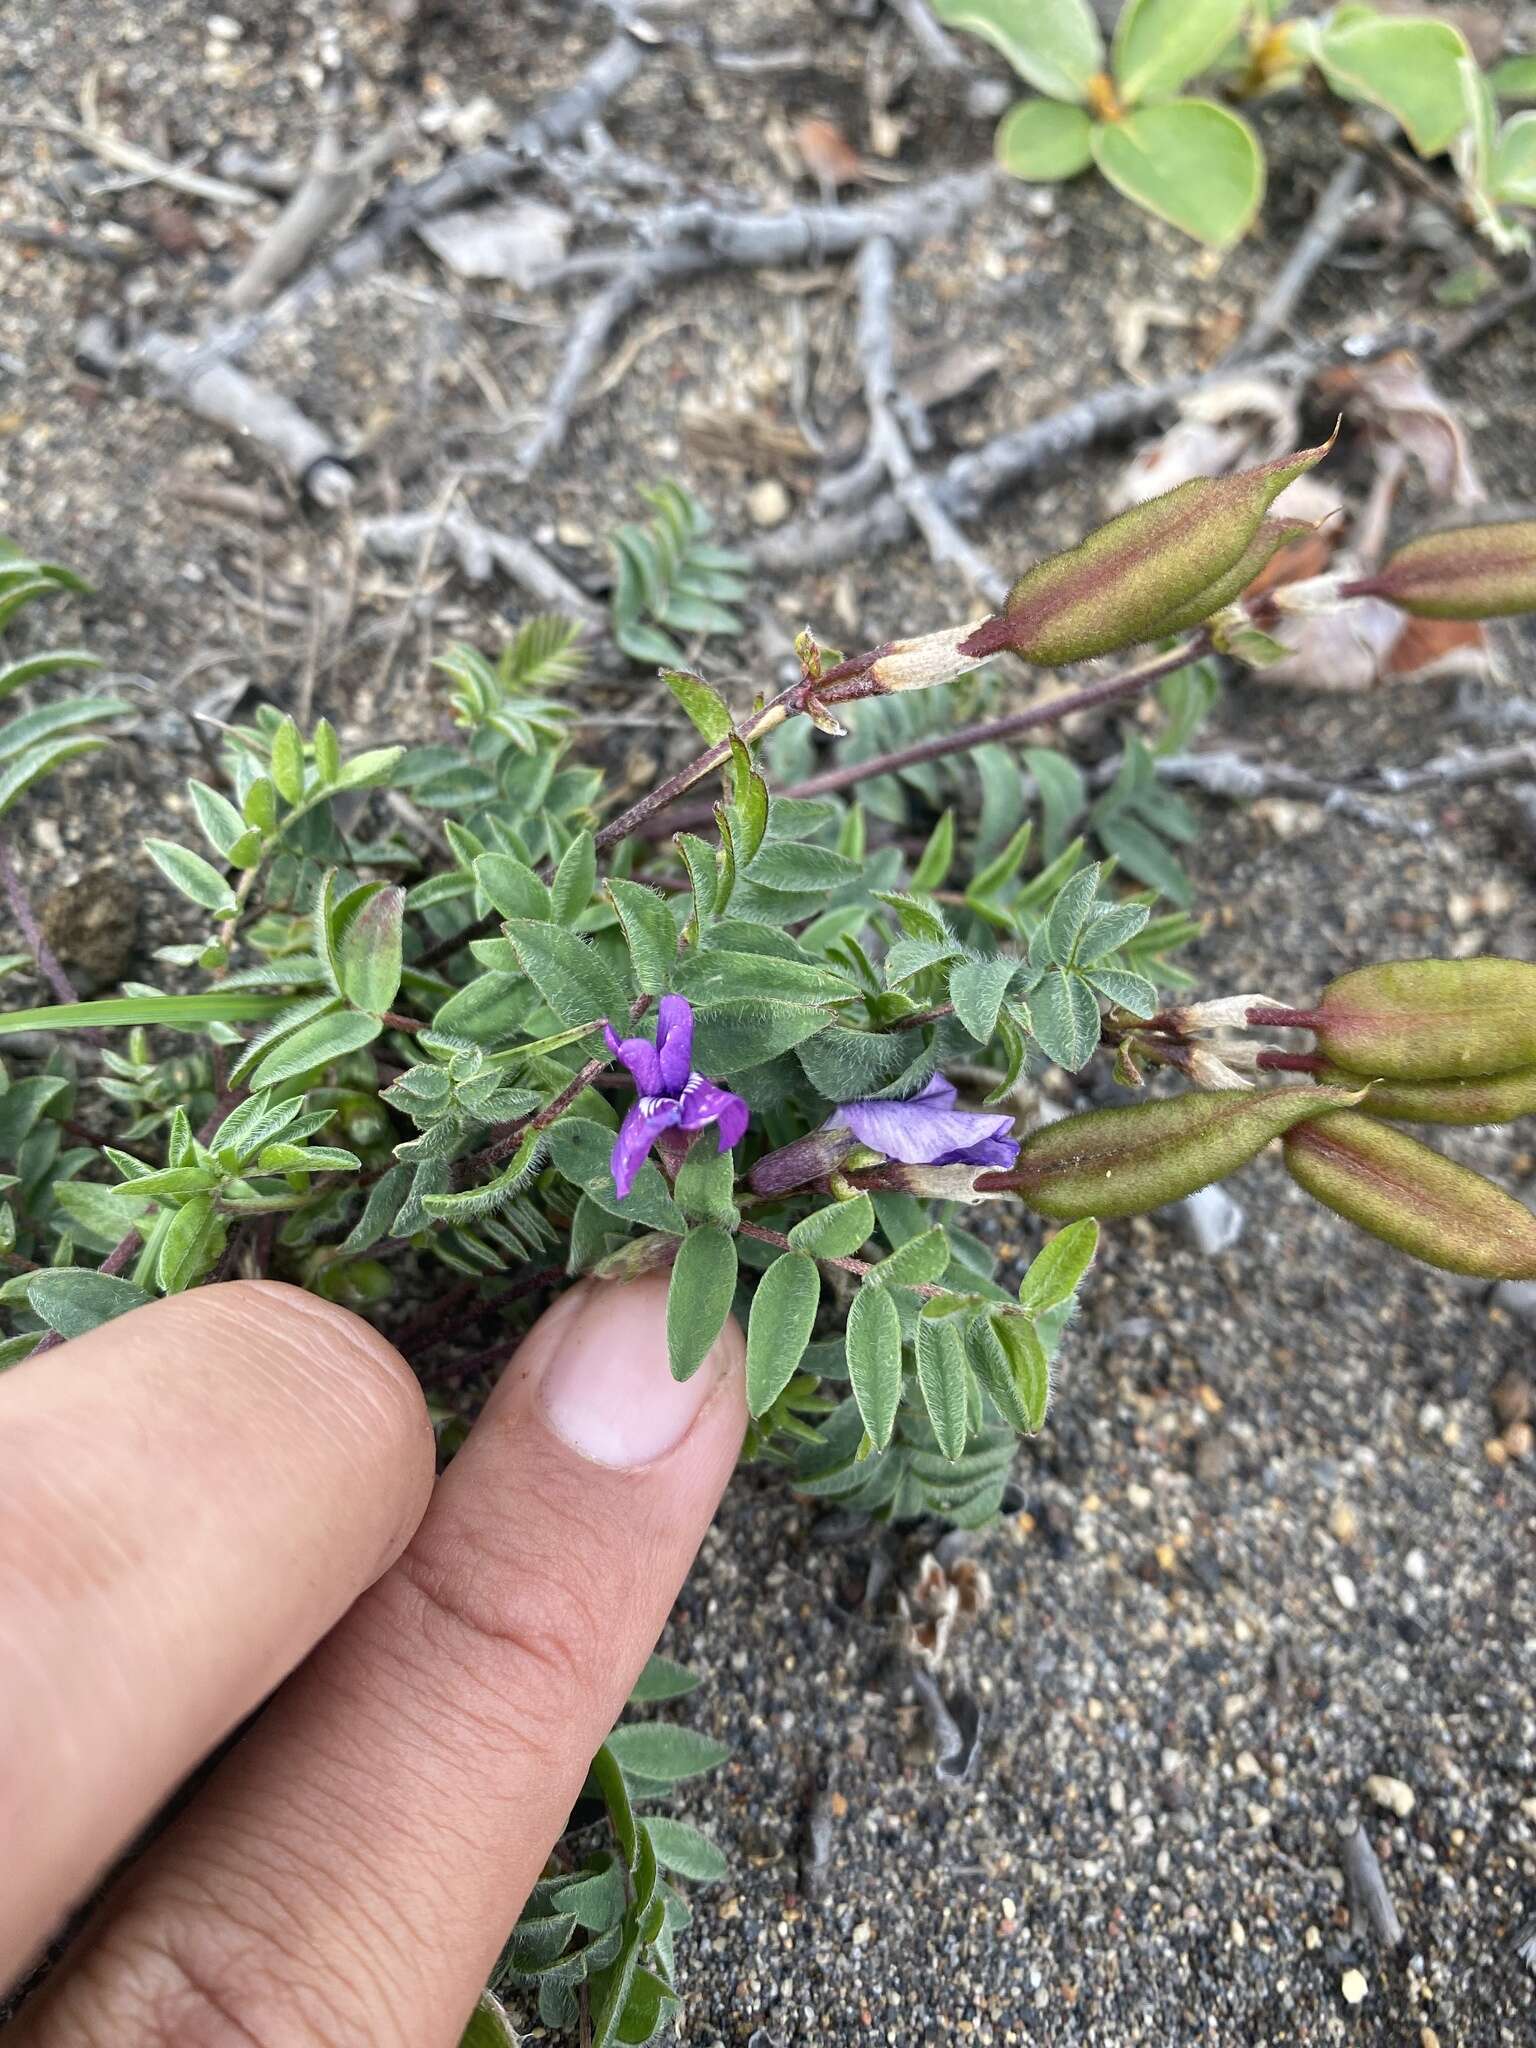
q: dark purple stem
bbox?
[0,830,80,1008]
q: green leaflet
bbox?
[995,98,1095,180]
[26,1268,153,1340]
[787,1192,875,1259]
[667,1226,738,1382]
[1110,0,1247,105]
[932,0,1102,101]
[605,1723,731,1784]
[745,1250,820,1416]
[915,1316,969,1461]
[1090,100,1264,250]
[1316,10,1470,157]
[503,919,632,1030]
[846,1281,903,1450]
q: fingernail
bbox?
[536,1278,729,1469]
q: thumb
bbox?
[18,1274,745,2048]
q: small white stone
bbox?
[747,478,791,528]
[851,1920,873,1949]
[1235,1749,1262,1779]
[206,11,242,35]
[1341,1968,1368,2006]
[1332,1572,1359,1612]
[1366,1773,1415,1819]
[1404,1548,1428,1583]
[1230,1919,1246,1948]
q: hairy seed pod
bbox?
[1145,518,1313,636]
[959,436,1335,669]
[1355,519,1536,620]
[1317,1062,1536,1126]
[1284,1111,1536,1279]
[1007,1084,1363,1220]
[1314,957,1536,1081]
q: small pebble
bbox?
[1493,1366,1534,1427]
[1341,1969,1368,2006]
[1304,1925,1322,1950]
[1366,1773,1416,1819]
[1332,1572,1358,1612]
[1504,1420,1533,1460]
[1331,1500,1359,1546]
[747,478,791,528]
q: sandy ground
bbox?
[4,0,1536,2040]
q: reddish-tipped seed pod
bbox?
[1008,1084,1363,1221]
[1284,1111,1536,1279]
[1351,519,1536,620]
[958,436,1336,669]
[1318,1063,1536,1127]
[1312,957,1536,1082]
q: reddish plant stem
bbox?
[1256,1049,1328,1074]
[463,995,652,1178]
[1246,1006,1322,1032]
[736,1217,950,1299]
[648,634,1211,834]
[0,831,78,1008]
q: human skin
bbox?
[0,1274,746,2045]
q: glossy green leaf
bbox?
[932,0,1102,101]
[1317,10,1470,156]
[1492,111,1536,203]
[1091,99,1264,246]
[846,1281,903,1450]
[995,97,1095,179]
[745,1250,820,1416]
[667,1225,738,1381]
[1111,0,1247,104]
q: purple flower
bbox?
[604,994,750,1200]
[836,1073,1019,1169]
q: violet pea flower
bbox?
[835,1073,1019,1169]
[604,994,749,1200]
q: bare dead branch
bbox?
[226,113,407,311]
[358,507,603,622]
[78,317,354,505]
[1224,155,1369,365]
[883,0,969,68]
[852,236,1006,606]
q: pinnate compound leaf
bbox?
[1090,99,1264,248]
[932,0,1102,101]
[26,1268,153,1339]
[745,1250,820,1416]
[995,97,1095,179]
[846,1281,903,1450]
[668,1225,738,1381]
[1111,0,1247,104]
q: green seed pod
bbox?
[1314,957,1536,1081]
[1284,1111,1536,1279]
[1318,1062,1536,1126]
[1010,1084,1364,1221]
[961,435,1334,669]
[1145,518,1313,636]
[1358,519,1536,620]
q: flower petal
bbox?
[655,994,695,1095]
[610,1095,681,1200]
[677,1074,750,1151]
[840,1083,1017,1167]
[607,1033,662,1097]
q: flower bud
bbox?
[1284,1111,1536,1279]
[1354,519,1536,620]
[747,1125,855,1196]
[959,436,1335,669]
[1314,957,1536,1081]
[1004,1083,1363,1220]
[1144,518,1313,636]
[1317,1062,1536,1127]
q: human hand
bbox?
[0,1274,745,2044]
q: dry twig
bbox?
[1223,155,1369,364]
[358,506,602,623]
